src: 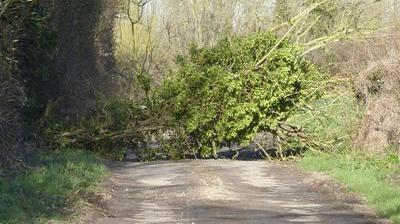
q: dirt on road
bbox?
[83,160,388,224]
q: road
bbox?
[84,160,386,224]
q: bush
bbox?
[155,32,325,157]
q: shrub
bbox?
[155,32,325,157]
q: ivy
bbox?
[155,31,325,157]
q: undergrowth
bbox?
[44,98,148,160]
[0,149,106,224]
[288,85,363,151]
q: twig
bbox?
[255,0,328,69]
[0,0,16,18]
[254,140,272,160]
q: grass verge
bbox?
[0,149,106,224]
[300,151,400,223]
[292,86,400,222]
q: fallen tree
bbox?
[153,31,326,158]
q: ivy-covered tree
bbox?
[0,0,117,173]
[156,32,325,157]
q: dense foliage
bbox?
[155,32,325,157]
[0,0,53,173]
[0,0,117,174]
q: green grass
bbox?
[0,149,106,224]
[300,151,400,223]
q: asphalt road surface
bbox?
[84,160,386,224]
